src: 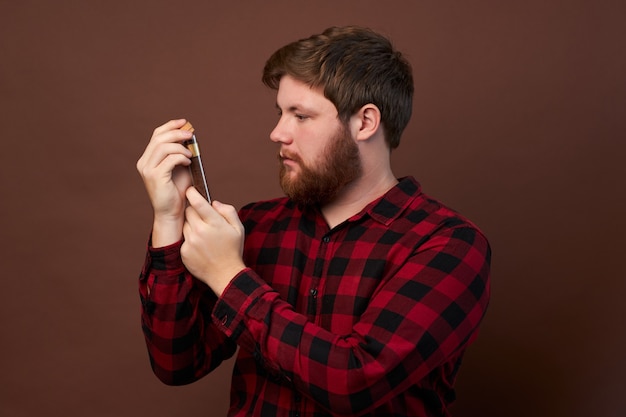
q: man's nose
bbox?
[270,117,291,144]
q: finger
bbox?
[144,120,191,161]
[184,203,201,229]
[143,142,192,173]
[138,151,190,184]
[144,122,193,161]
[182,217,193,242]
[146,130,193,160]
[152,119,188,137]
[186,187,214,220]
[157,153,192,180]
[138,132,192,173]
[212,201,244,232]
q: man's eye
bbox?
[295,114,308,121]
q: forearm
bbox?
[151,215,184,248]
[139,241,237,385]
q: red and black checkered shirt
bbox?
[139,177,491,416]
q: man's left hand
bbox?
[181,187,246,296]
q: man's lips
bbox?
[279,151,300,166]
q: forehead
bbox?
[276,76,337,115]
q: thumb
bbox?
[212,201,244,232]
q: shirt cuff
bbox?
[147,238,185,272]
[211,269,272,340]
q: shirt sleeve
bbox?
[139,238,237,385]
[211,225,491,416]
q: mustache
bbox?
[278,150,303,164]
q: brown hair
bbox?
[262,26,414,149]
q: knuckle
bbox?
[136,157,147,172]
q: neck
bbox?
[321,167,398,229]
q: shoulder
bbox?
[369,177,489,249]
[399,190,490,250]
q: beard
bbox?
[278,124,362,207]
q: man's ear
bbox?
[352,103,381,142]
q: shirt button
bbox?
[322,236,330,243]
[309,288,318,297]
[221,315,228,325]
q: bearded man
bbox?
[136,26,491,417]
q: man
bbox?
[136,26,491,417]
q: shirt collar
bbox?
[354,176,422,226]
[299,177,422,228]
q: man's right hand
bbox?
[136,119,194,247]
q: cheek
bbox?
[300,145,326,169]
[300,133,330,161]
[293,119,340,163]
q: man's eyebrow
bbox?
[275,103,313,113]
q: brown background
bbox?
[1,1,624,416]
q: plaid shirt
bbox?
[139,177,491,416]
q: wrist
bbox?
[152,215,184,248]
[209,262,247,297]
